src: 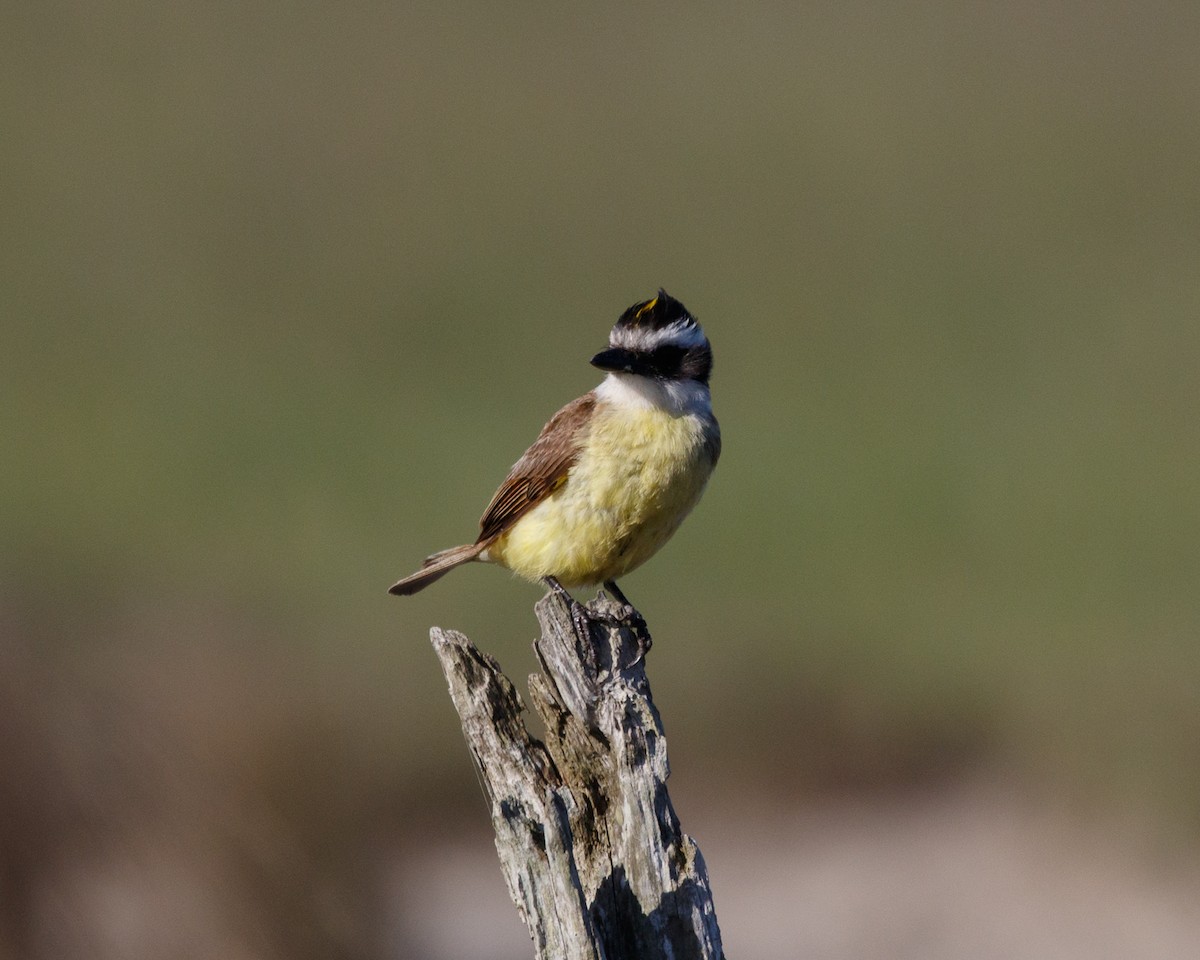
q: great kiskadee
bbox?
[388,290,720,617]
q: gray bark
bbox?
[429,590,725,960]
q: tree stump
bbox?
[429,590,725,960]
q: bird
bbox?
[388,290,720,628]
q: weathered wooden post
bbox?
[429,589,725,960]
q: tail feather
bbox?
[388,543,484,596]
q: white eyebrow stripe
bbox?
[611,318,708,351]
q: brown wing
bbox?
[476,392,596,545]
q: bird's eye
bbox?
[650,345,685,374]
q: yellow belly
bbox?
[488,403,716,587]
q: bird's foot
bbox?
[601,581,652,667]
[544,577,599,665]
[543,578,652,671]
[600,581,648,632]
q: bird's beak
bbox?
[590,347,647,375]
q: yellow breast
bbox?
[489,400,717,587]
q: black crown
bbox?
[614,289,694,331]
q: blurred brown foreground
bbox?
[2,623,1198,960]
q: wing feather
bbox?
[476,393,596,544]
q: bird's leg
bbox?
[602,579,631,606]
[601,579,637,616]
[543,576,596,659]
[602,579,652,664]
[602,580,648,629]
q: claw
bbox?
[623,627,652,668]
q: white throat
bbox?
[594,372,713,418]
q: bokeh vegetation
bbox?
[3,1,1200,947]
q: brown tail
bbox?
[388,543,485,596]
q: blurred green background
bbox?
[3,1,1199,957]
